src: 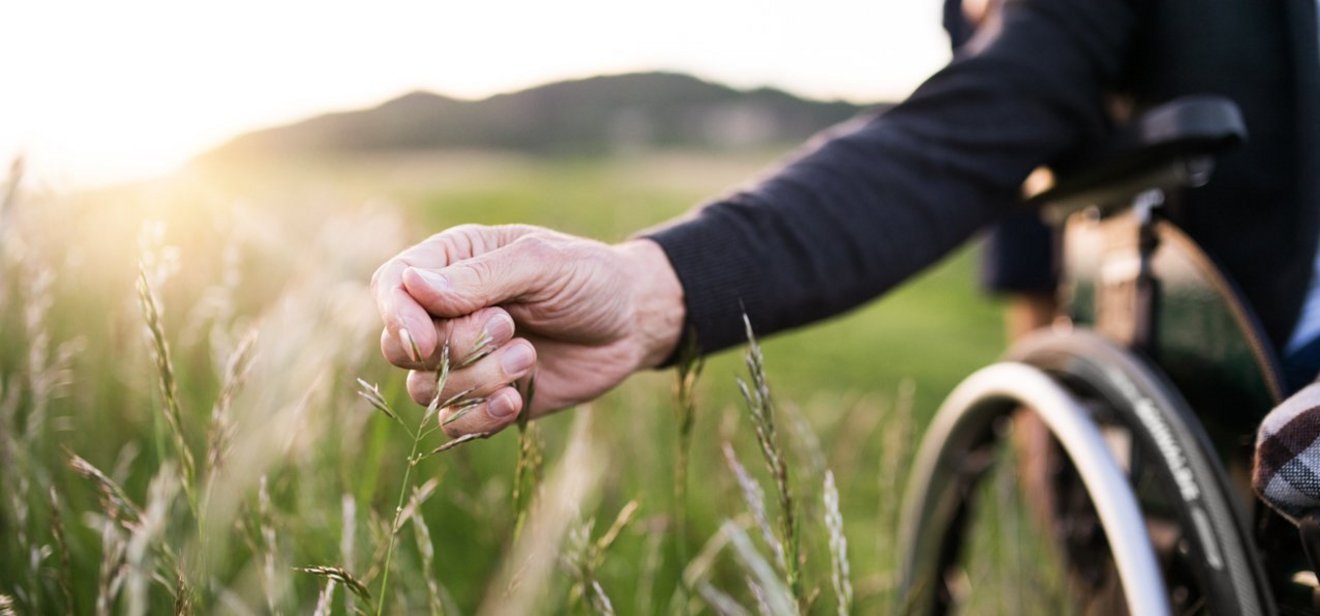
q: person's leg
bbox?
[1255,336,1320,522]
[1254,381,1320,524]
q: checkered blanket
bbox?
[1254,382,1320,523]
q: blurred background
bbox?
[0,1,1032,614]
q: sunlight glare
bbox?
[0,0,950,187]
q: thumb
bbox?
[402,236,560,317]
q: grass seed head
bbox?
[135,266,197,500]
[823,471,852,616]
[356,379,397,421]
[68,451,143,528]
[298,566,372,604]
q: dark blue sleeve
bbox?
[646,0,1136,356]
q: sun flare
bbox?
[0,0,948,187]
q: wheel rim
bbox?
[898,362,1171,616]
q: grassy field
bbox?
[0,149,1010,614]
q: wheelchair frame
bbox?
[896,96,1305,615]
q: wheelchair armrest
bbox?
[1027,95,1247,222]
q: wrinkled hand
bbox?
[372,224,684,437]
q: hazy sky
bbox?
[0,0,951,186]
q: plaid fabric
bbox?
[1254,382,1320,524]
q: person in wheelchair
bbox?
[371,0,1319,611]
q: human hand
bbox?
[372,224,684,438]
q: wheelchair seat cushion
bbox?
[1254,381,1320,523]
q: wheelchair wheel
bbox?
[898,330,1272,615]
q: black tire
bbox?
[1010,330,1273,615]
[898,329,1272,616]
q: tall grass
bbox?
[0,152,1012,614]
[734,316,803,608]
[672,333,704,605]
[511,376,542,541]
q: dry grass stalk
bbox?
[591,499,640,612]
[439,396,486,427]
[594,500,640,561]
[356,378,399,422]
[206,328,258,479]
[136,267,197,507]
[735,315,802,607]
[312,578,337,616]
[723,521,796,616]
[361,510,390,586]
[822,471,852,616]
[782,403,826,486]
[566,498,642,614]
[512,375,542,540]
[748,575,773,615]
[367,338,486,614]
[2,471,31,613]
[0,593,14,616]
[875,379,915,579]
[479,407,604,616]
[456,331,497,369]
[722,442,786,575]
[394,478,440,534]
[124,466,182,616]
[409,505,446,615]
[361,366,429,615]
[257,475,279,614]
[565,520,605,614]
[48,487,75,614]
[21,267,57,442]
[672,333,703,582]
[635,523,665,614]
[94,518,128,616]
[418,431,492,459]
[172,569,195,616]
[341,494,358,574]
[299,566,371,604]
[696,584,750,616]
[674,520,737,614]
[68,452,143,529]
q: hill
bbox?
[199,72,879,162]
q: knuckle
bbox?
[446,224,488,251]
[512,234,558,260]
[446,223,485,237]
[427,224,471,244]
[496,223,539,240]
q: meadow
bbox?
[0,148,1015,615]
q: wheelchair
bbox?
[896,96,1315,615]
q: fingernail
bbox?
[399,328,419,362]
[500,343,535,375]
[487,391,518,419]
[409,267,450,291]
[485,312,514,342]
